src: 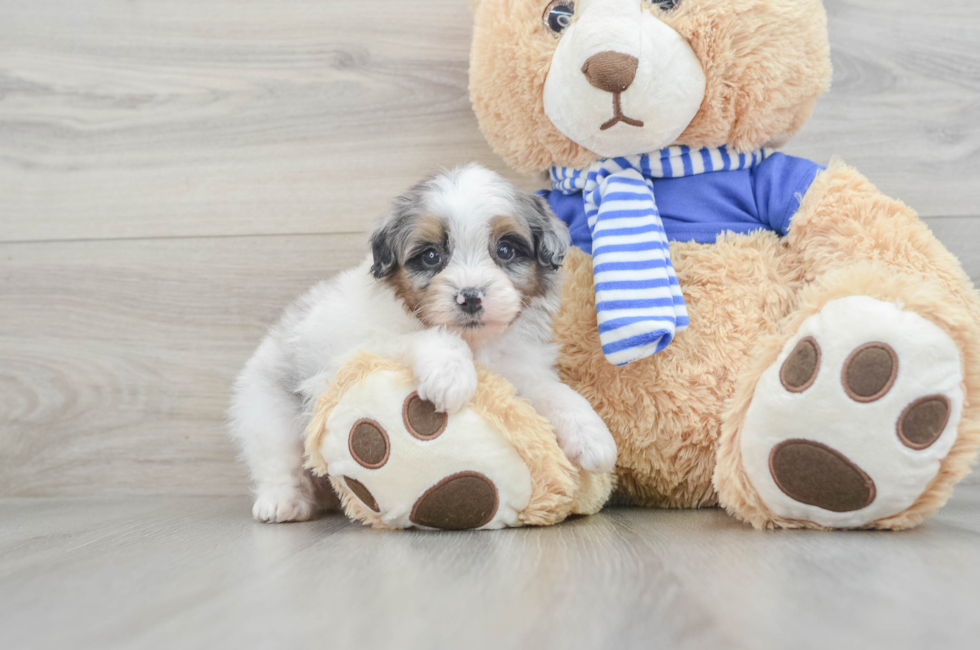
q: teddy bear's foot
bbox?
[735,296,965,529]
[314,370,535,530]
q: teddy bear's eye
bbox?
[649,0,682,11]
[543,0,574,36]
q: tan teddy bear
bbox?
[469,0,980,529]
[305,353,613,530]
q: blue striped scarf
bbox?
[552,145,769,366]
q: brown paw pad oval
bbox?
[409,472,499,530]
[843,342,898,403]
[348,419,390,469]
[769,440,876,513]
[898,395,952,450]
[344,477,379,512]
[780,337,821,393]
[402,392,448,440]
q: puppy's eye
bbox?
[421,248,441,267]
[648,0,682,11]
[496,243,516,262]
[543,0,574,36]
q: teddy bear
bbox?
[465,0,980,529]
[307,0,979,532]
[305,353,613,530]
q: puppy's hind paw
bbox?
[252,486,317,523]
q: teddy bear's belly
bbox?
[554,232,805,508]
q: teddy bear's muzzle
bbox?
[541,0,706,157]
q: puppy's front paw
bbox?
[252,486,317,523]
[550,404,618,474]
[415,355,478,414]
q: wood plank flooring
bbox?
[2,2,979,648]
[2,489,979,650]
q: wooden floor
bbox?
[2,1,980,647]
[2,488,979,650]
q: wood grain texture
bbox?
[1,490,979,650]
[1,222,978,497]
[0,0,510,242]
[783,0,980,214]
[1,0,980,243]
[0,235,365,496]
[1,0,979,497]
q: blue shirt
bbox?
[541,153,825,253]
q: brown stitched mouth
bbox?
[600,93,644,131]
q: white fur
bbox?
[229,165,617,523]
[543,0,706,157]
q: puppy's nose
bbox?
[581,51,639,94]
[456,289,484,315]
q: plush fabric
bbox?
[553,165,980,525]
[471,0,832,175]
[554,233,803,509]
[464,0,980,530]
[542,1,707,158]
[305,353,614,529]
[736,295,964,529]
[553,150,748,364]
[545,151,824,249]
[712,163,980,530]
[548,145,800,365]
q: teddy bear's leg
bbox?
[311,369,536,530]
[714,163,980,530]
[306,357,614,530]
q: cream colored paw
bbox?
[252,486,318,523]
[741,296,964,528]
[317,370,533,530]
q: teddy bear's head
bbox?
[470,0,832,174]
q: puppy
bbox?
[229,164,617,523]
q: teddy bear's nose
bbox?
[581,51,640,94]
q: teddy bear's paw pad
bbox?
[768,440,875,513]
[343,477,379,512]
[348,420,390,469]
[742,296,964,528]
[409,472,499,530]
[898,396,952,450]
[318,371,533,530]
[402,393,448,439]
[779,337,821,392]
[842,343,898,402]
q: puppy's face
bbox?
[370,164,569,340]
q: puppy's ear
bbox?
[371,178,431,278]
[369,221,397,279]
[518,192,570,271]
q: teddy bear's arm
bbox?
[786,160,980,320]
